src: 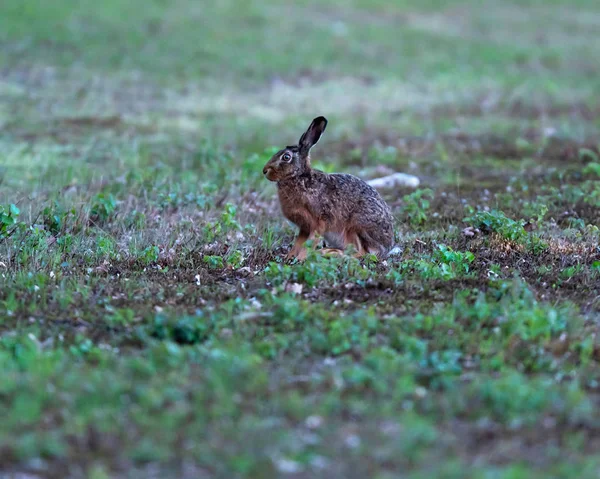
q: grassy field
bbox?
[2,0,600,477]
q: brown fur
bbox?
[263,116,394,261]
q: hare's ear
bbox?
[299,116,327,156]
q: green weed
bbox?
[0,203,20,239]
[402,189,434,226]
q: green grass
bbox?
[1,0,600,477]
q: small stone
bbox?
[415,386,427,398]
[285,282,303,295]
[305,415,323,429]
[462,226,479,237]
[274,458,303,474]
[344,434,361,449]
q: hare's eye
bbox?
[282,153,292,162]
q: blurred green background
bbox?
[1,1,600,477]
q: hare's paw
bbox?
[285,247,307,262]
[320,248,344,257]
[295,249,308,261]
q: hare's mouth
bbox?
[263,167,278,181]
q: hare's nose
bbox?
[263,166,271,175]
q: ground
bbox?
[1,0,600,477]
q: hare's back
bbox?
[328,173,390,210]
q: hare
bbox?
[263,116,394,261]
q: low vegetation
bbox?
[1,0,600,477]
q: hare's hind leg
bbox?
[344,230,366,257]
[357,230,388,257]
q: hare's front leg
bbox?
[286,229,315,261]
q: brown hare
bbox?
[263,116,394,261]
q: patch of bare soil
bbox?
[4,115,156,144]
[463,235,600,307]
[428,100,600,121]
[333,130,600,164]
[449,416,600,467]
